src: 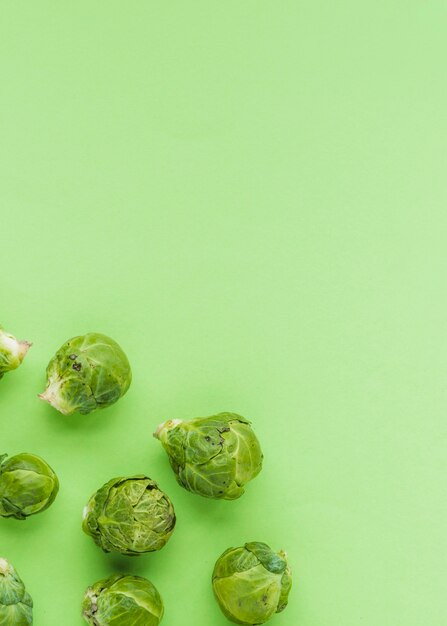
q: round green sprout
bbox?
[38,332,131,416]
[82,476,176,556]
[0,325,31,380]
[212,542,292,625]
[82,574,164,625]
[154,412,263,500]
[0,557,33,624]
[0,453,59,520]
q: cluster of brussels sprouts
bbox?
[1,325,292,625]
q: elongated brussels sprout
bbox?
[0,557,33,624]
[82,574,164,625]
[38,332,131,416]
[0,326,31,380]
[154,412,263,500]
[82,476,176,556]
[212,542,292,625]
[0,453,59,520]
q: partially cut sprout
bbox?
[0,325,31,380]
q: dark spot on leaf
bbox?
[205,436,211,442]
[72,362,82,371]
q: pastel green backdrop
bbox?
[1,1,445,624]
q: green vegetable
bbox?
[0,453,59,520]
[0,326,31,380]
[154,412,263,500]
[0,557,33,624]
[212,542,292,625]
[38,332,131,415]
[82,476,176,556]
[82,573,164,625]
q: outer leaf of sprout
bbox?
[154,413,263,500]
[82,476,176,556]
[82,574,164,626]
[0,325,31,380]
[38,332,131,416]
[0,558,33,625]
[0,453,59,520]
[212,542,292,625]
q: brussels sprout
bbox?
[212,542,292,625]
[0,557,33,624]
[38,332,131,416]
[0,453,59,520]
[154,413,263,500]
[82,476,176,556]
[0,326,31,380]
[82,573,164,625]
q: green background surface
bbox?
[1,2,446,624]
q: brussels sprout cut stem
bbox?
[154,412,263,500]
[39,332,132,415]
[82,574,164,625]
[0,557,33,624]
[212,542,292,625]
[0,325,31,380]
[0,453,59,520]
[82,476,176,556]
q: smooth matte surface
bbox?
[1,2,446,624]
